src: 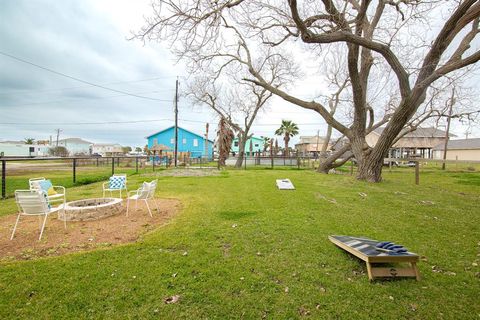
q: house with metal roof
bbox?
[366,127,455,159]
[294,136,333,156]
[57,138,93,156]
[146,126,213,159]
[433,138,480,161]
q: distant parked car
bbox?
[406,161,417,167]
[383,160,399,166]
[91,153,102,157]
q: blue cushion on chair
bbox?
[109,176,126,189]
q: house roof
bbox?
[146,126,214,143]
[372,127,455,138]
[433,138,480,150]
[0,140,25,144]
[296,136,328,144]
[58,138,93,144]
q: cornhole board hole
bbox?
[276,179,295,190]
[328,235,420,281]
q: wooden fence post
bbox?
[111,157,115,175]
[415,161,420,185]
[1,160,6,199]
[73,158,77,183]
[135,157,138,173]
[350,161,354,175]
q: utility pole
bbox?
[442,87,455,170]
[55,129,62,147]
[174,77,179,167]
[315,129,320,158]
[204,122,209,160]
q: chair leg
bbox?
[126,198,130,216]
[39,214,48,241]
[145,200,152,217]
[10,214,21,240]
[62,207,67,229]
[153,198,160,212]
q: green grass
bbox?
[0,166,479,319]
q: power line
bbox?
[0,76,176,96]
[2,90,174,108]
[0,50,170,101]
[0,118,325,126]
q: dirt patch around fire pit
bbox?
[0,198,181,261]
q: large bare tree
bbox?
[188,76,274,167]
[136,0,480,182]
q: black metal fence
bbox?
[0,155,216,199]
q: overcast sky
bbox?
[0,0,478,148]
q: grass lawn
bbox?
[0,166,479,319]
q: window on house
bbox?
[234,141,239,147]
[193,139,198,147]
[182,138,187,144]
[170,138,174,144]
[254,144,259,147]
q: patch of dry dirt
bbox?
[0,198,181,261]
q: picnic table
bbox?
[329,235,420,281]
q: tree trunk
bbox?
[356,146,387,182]
[321,125,332,152]
[235,135,246,168]
[317,143,351,173]
[284,135,289,157]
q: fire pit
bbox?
[61,198,123,221]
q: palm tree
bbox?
[217,117,235,166]
[275,120,299,156]
[261,136,271,153]
[23,138,35,145]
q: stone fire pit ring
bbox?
[61,198,123,221]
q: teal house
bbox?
[146,126,213,159]
[231,136,264,156]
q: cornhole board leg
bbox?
[367,262,421,281]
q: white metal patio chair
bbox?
[102,174,128,198]
[11,190,66,241]
[126,180,159,217]
[29,177,66,206]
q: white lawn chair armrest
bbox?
[52,186,66,194]
[102,182,109,189]
[127,189,140,196]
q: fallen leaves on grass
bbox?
[298,306,310,317]
[315,193,338,204]
[419,200,435,205]
[394,191,407,195]
[358,192,367,198]
[164,295,180,304]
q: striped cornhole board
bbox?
[329,235,421,281]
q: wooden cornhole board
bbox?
[276,179,295,190]
[329,235,420,281]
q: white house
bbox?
[92,143,124,156]
[0,142,50,157]
[57,138,93,155]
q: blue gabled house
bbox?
[146,126,214,159]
